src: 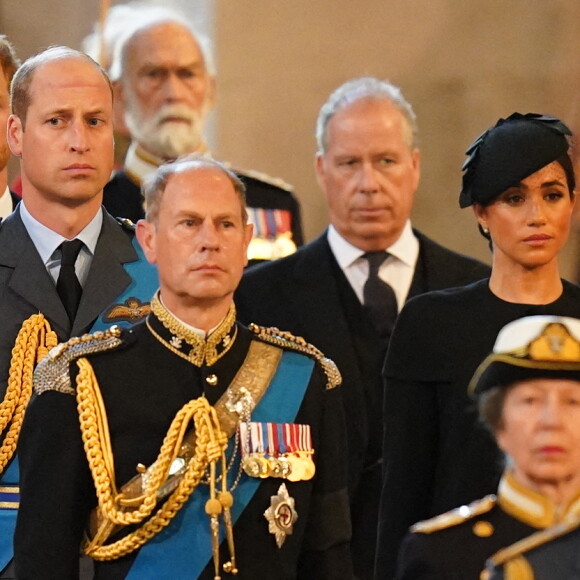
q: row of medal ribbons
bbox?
[239,421,315,482]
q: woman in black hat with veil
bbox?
[375,113,580,579]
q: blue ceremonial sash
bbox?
[126,350,314,580]
[90,237,158,332]
[0,457,19,571]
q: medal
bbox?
[239,421,315,481]
[264,483,298,548]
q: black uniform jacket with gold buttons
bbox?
[486,515,580,579]
[396,472,580,580]
[14,303,352,580]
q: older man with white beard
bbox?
[102,10,304,262]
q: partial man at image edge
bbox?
[0,46,157,579]
[0,35,21,216]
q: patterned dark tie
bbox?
[362,251,398,338]
[56,239,84,323]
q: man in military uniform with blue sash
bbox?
[102,11,303,263]
[0,46,157,578]
[15,155,353,579]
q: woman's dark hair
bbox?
[476,153,576,244]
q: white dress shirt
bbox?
[326,221,420,311]
[19,201,103,287]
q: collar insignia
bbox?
[146,293,237,366]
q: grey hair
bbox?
[107,7,214,82]
[142,155,247,225]
[315,77,418,153]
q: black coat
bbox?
[376,279,580,580]
[235,230,490,579]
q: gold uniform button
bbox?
[473,520,494,537]
[206,374,218,386]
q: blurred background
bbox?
[2,0,580,279]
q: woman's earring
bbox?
[482,226,489,235]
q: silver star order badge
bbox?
[264,483,298,548]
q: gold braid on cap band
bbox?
[77,358,229,562]
[0,314,57,473]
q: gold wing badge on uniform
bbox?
[103,297,151,323]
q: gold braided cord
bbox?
[0,314,57,472]
[76,358,228,560]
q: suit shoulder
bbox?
[405,276,488,311]
[248,323,341,390]
[411,495,497,534]
[33,326,126,396]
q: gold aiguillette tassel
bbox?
[219,455,238,575]
[205,461,222,580]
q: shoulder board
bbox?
[248,323,341,390]
[33,326,124,396]
[115,216,137,232]
[411,495,496,534]
[488,515,580,568]
[233,166,294,192]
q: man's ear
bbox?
[7,114,23,157]
[135,219,158,265]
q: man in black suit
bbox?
[235,77,490,579]
[102,7,303,262]
[0,46,156,579]
[0,35,21,216]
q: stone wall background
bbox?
[3,0,580,278]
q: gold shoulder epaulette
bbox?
[233,167,294,192]
[411,495,497,534]
[33,326,124,396]
[248,324,341,390]
[487,515,580,569]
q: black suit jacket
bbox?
[0,207,140,399]
[236,230,489,488]
[235,230,490,578]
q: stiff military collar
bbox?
[498,470,580,528]
[124,142,210,187]
[146,292,237,367]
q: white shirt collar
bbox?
[326,221,419,308]
[327,220,418,266]
[19,201,103,265]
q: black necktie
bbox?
[56,239,84,323]
[362,252,398,338]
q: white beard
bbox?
[124,102,208,159]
